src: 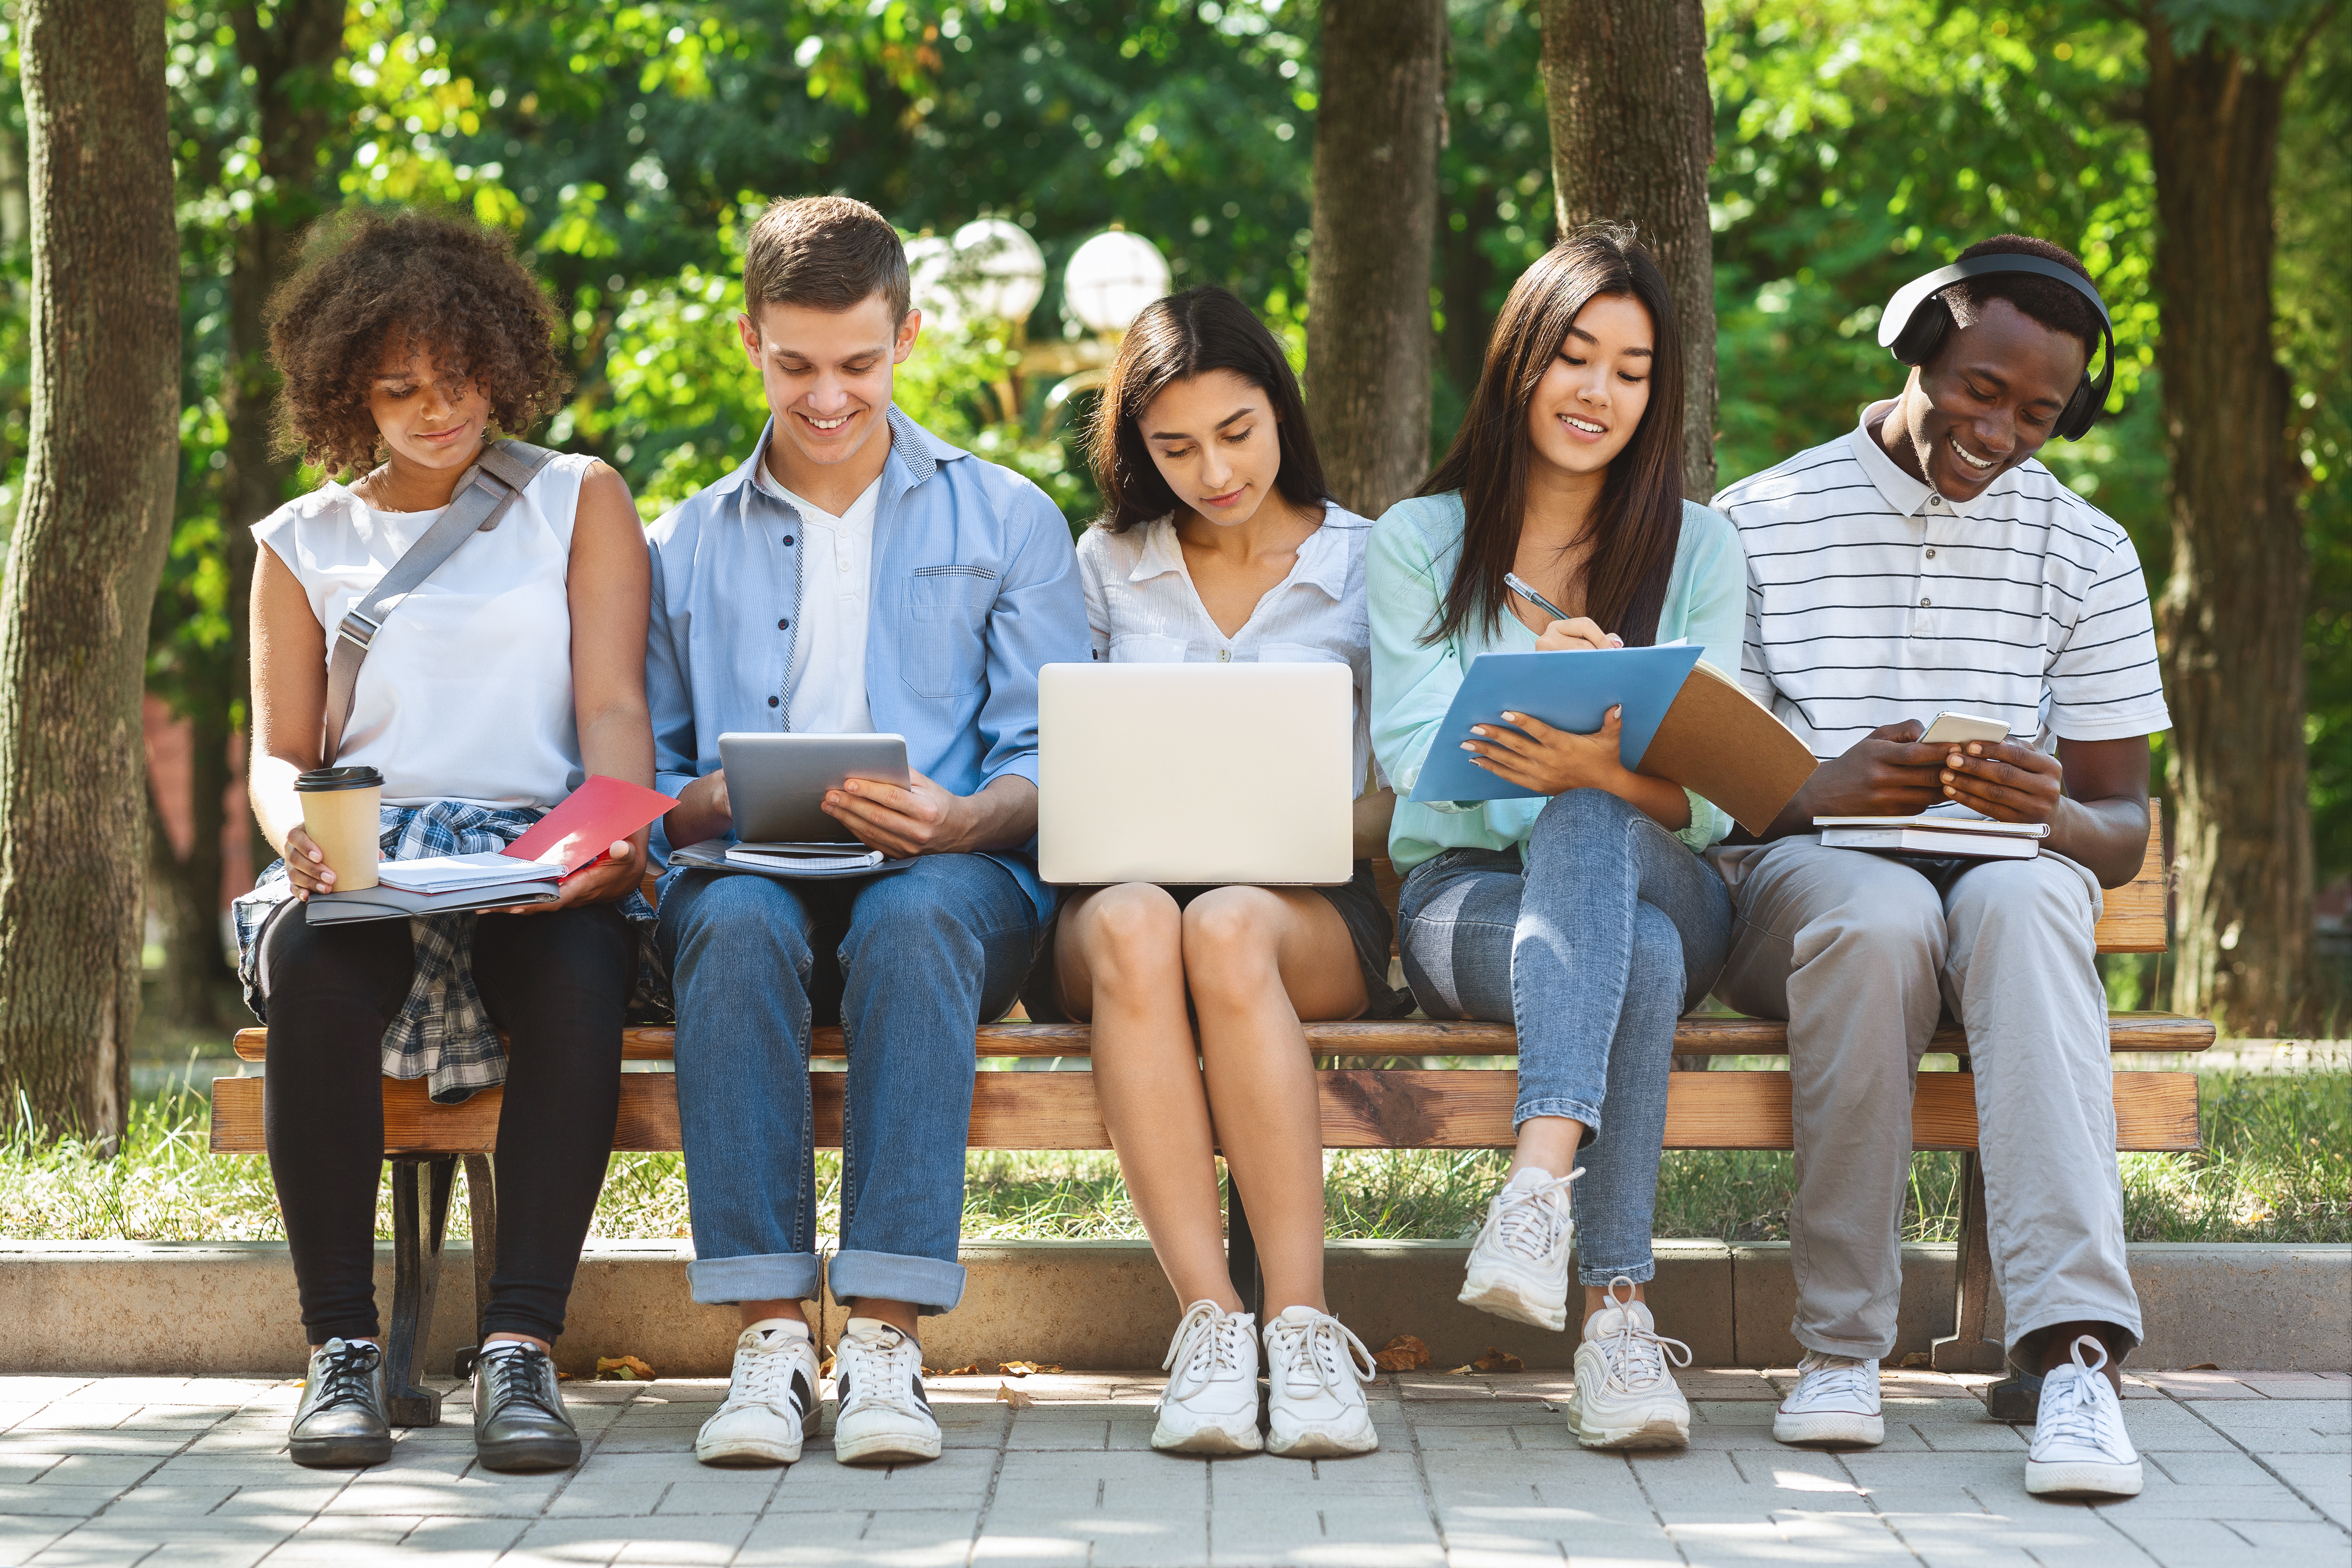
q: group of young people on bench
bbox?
[234,193,2165,1504]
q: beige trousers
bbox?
[1712,836,2141,1366]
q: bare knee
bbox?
[1181,888,1286,1005]
[1074,883,1184,998]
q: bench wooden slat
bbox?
[205,1068,2200,1156]
[228,1009,2216,1063]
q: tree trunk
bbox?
[1304,0,1445,517]
[146,708,233,1028]
[1539,0,1717,500]
[2144,23,2312,1036]
[0,0,180,1144]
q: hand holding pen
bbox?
[1505,572,1623,652]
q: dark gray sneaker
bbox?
[289,1338,393,1468]
[472,1341,580,1472]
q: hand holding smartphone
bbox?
[1920,710,2009,746]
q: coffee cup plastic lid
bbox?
[295,765,385,792]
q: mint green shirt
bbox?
[1368,492,1749,872]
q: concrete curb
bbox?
[4,1239,2344,1376]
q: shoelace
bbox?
[838,1326,925,1420]
[1593,1277,1692,1396]
[2037,1336,2119,1452]
[1163,1302,1251,1399]
[1787,1350,1876,1410]
[479,1343,564,1422]
[1488,1168,1582,1264]
[725,1331,808,1413]
[1266,1312,1377,1397]
[309,1338,382,1415]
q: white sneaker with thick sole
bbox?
[2026,1336,2142,1499]
[1152,1300,1263,1455]
[696,1320,820,1466]
[1458,1166,1580,1332]
[829,1317,941,1466]
[1773,1350,1885,1447]
[1262,1305,1380,1458]
[1569,1277,1693,1450]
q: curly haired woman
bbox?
[233,208,652,1473]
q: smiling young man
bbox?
[642,195,1087,1470]
[1709,236,2168,1500]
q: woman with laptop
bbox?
[1368,225,1744,1452]
[1027,285,1405,1460]
[233,210,653,1475]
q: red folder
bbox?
[503,775,677,879]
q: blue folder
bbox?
[1406,645,1706,803]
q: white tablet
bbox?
[717,733,911,844]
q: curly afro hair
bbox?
[266,207,571,476]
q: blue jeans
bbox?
[1396,790,1731,1284]
[657,854,1041,1313]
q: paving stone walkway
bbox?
[0,1367,2344,1567]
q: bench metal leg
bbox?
[1930,1150,2007,1375]
[387,1154,458,1427]
[1224,1165,1264,1323]
[452,1154,499,1381]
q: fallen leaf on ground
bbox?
[1373,1334,1432,1372]
[1470,1347,1524,1373]
[1444,1364,1475,1376]
[999,1360,1062,1376]
[2186,1362,2220,1371]
[1899,1352,1931,1368]
[819,1353,836,1377]
[943,1363,982,1376]
[594,1354,657,1382]
[995,1381,1037,1408]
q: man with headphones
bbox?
[1709,235,2168,1501]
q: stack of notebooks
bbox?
[724,842,887,874]
[1813,814,2049,859]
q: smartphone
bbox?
[1920,711,2011,746]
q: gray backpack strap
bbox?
[322,440,560,763]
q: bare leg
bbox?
[1181,887,1367,1317]
[1057,885,1240,1311]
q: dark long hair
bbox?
[1419,223,1685,647]
[1088,284,1331,532]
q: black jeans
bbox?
[258,903,631,1344]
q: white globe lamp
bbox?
[950,218,1048,326]
[1063,229,1171,336]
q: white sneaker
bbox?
[696,1319,820,1466]
[829,1317,941,1466]
[2026,1336,2142,1499]
[1773,1350,1884,1447]
[1569,1277,1693,1450]
[1458,1166,1580,1332]
[1261,1305,1379,1458]
[1153,1300,1263,1455]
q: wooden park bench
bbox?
[213,812,2208,1426]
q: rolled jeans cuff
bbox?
[1514,1096,1604,1139]
[1576,1257,1657,1289]
[687,1251,822,1307]
[829,1249,967,1315]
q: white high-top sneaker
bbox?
[2026,1336,2142,1499]
[1457,1166,1580,1332]
[1568,1277,1693,1450]
[1261,1305,1380,1458]
[697,1320,821,1466]
[829,1317,941,1466]
[1152,1300,1263,1455]
[1772,1350,1885,1447]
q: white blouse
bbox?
[253,453,596,809]
[1075,503,1382,797]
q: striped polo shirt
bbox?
[1712,404,2171,761]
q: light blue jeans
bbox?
[1396,789,1731,1284]
[657,854,1040,1313]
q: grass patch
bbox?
[4,1069,2343,1247]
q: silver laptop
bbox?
[1038,662,1353,885]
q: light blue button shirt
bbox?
[643,405,1090,921]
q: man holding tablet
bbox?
[1709,236,2168,1501]
[643,195,1086,1469]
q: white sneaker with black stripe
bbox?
[830,1317,941,1466]
[697,1320,820,1466]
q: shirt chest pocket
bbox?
[902,565,997,699]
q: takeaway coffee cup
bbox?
[295,765,383,892]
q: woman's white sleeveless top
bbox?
[251,453,594,809]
